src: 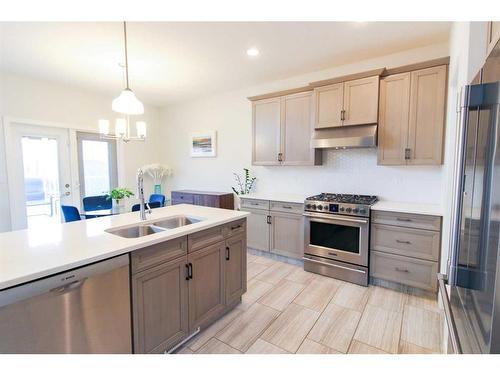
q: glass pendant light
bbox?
[112,22,144,115]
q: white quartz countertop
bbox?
[0,204,249,290]
[372,201,444,216]
[239,193,307,204]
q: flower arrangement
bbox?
[232,168,256,195]
[141,163,173,193]
[106,187,134,205]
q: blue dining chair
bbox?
[83,195,113,211]
[61,205,82,223]
[82,195,112,211]
[149,194,166,207]
[131,201,162,212]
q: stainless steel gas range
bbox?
[303,193,378,286]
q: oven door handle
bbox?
[303,256,367,274]
[303,212,369,224]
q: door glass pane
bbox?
[21,136,61,229]
[310,221,360,254]
[81,140,111,196]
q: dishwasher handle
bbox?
[0,254,129,308]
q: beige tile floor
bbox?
[176,252,444,354]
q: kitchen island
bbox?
[0,204,249,353]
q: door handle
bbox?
[395,267,409,273]
[396,240,411,244]
[185,264,190,280]
[225,246,230,261]
[266,215,272,224]
[340,109,346,121]
[50,278,86,293]
[186,263,193,280]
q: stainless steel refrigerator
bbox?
[443,42,500,354]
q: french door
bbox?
[5,122,73,230]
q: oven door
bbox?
[304,212,369,267]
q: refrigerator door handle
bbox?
[438,274,462,354]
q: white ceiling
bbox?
[0,22,450,106]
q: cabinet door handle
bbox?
[395,267,409,273]
[225,246,230,261]
[277,153,283,162]
[188,263,193,279]
[396,217,412,222]
[185,264,190,280]
[340,109,345,121]
[231,224,242,230]
[396,240,411,244]
[404,148,411,160]
[266,215,272,224]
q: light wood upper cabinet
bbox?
[407,65,446,165]
[314,83,343,128]
[252,97,282,165]
[282,91,318,165]
[343,76,380,126]
[252,91,321,166]
[378,65,447,166]
[378,72,411,165]
[313,75,379,129]
[487,22,500,58]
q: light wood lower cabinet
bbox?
[243,198,304,260]
[270,211,304,259]
[187,242,226,331]
[131,220,247,353]
[245,207,271,252]
[225,233,247,306]
[132,255,189,354]
[369,210,441,292]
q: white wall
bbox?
[159,43,449,203]
[0,71,163,232]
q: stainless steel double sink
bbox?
[106,216,202,238]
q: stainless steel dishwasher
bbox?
[0,254,132,353]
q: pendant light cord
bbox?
[123,21,130,89]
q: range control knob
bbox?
[317,205,323,210]
[359,208,366,215]
[339,206,345,212]
[345,207,352,213]
[311,204,317,210]
[306,204,311,209]
[352,208,359,214]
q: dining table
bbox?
[82,206,129,218]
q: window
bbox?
[77,132,118,202]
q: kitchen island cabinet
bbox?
[0,204,248,354]
[131,219,247,353]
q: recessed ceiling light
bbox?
[246,47,259,57]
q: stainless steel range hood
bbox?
[310,124,377,149]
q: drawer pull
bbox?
[250,202,259,206]
[231,224,242,230]
[396,218,412,222]
[282,205,293,209]
[396,240,411,244]
[395,267,410,273]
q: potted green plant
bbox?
[106,188,134,209]
[231,168,256,210]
